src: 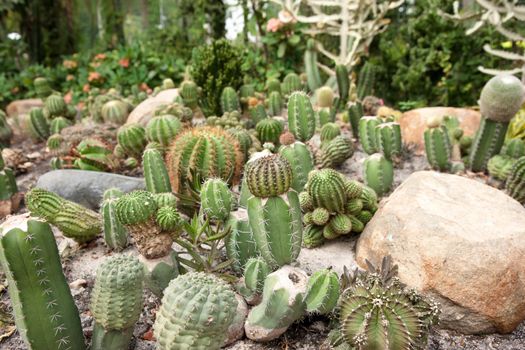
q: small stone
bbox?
[69,279,87,290]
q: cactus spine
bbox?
[268,91,283,116]
[304,269,340,315]
[278,141,315,193]
[145,114,182,148]
[363,153,394,197]
[356,62,376,100]
[376,122,402,161]
[200,178,234,222]
[336,65,350,105]
[304,39,322,92]
[348,102,364,140]
[29,107,50,141]
[505,156,525,204]
[100,188,128,251]
[154,272,237,350]
[424,120,452,171]
[90,254,144,350]
[226,209,259,272]
[359,116,381,154]
[117,123,147,158]
[143,148,172,194]
[221,86,240,113]
[0,220,86,350]
[287,91,316,142]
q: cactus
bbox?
[200,178,234,222]
[312,207,330,226]
[266,78,281,94]
[304,39,322,92]
[376,122,402,161]
[278,141,314,193]
[250,103,268,125]
[29,107,50,141]
[225,209,259,272]
[302,225,325,248]
[25,188,101,243]
[45,94,67,117]
[319,135,354,169]
[348,102,363,140]
[153,192,177,208]
[304,269,340,314]
[34,77,53,98]
[505,156,525,204]
[180,80,200,109]
[155,206,183,232]
[221,86,240,113]
[0,111,12,147]
[166,126,243,194]
[256,117,283,145]
[0,219,86,350]
[470,75,525,172]
[246,154,292,198]
[320,122,341,144]
[336,65,350,105]
[154,102,193,123]
[117,123,147,158]
[49,116,72,135]
[363,153,394,197]
[488,155,516,181]
[317,107,333,127]
[287,91,316,142]
[114,190,172,258]
[227,127,252,159]
[101,100,129,124]
[282,72,302,96]
[238,257,270,303]
[143,148,172,194]
[424,120,452,171]
[356,62,376,100]
[267,91,283,116]
[90,254,144,350]
[316,86,334,108]
[307,169,347,213]
[502,139,525,159]
[245,266,308,342]
[100,188,128,251]
[0,153,18,201]
[358,116,381,154]
[154,272,237,350]
[329,213,353,235]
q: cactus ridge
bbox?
[100,188,128,251]
[49,117,72,135]
[101,100,129,124]
[143,148,172,194]
[376,122,402,160]
[336,65,350,104]
[256,117,283,145]
[302,225,325,248]
[45,94,67,117]
[348,103,364,140]
[268,91,283,116]
[243,257,270,296]
[220,87,240,113]
[320,123,341,144]
[282,73,302,96]
[156,206,183,232]
[246,154,292,198]
[287,91,316,142]
[180,81,199,109]
[329,213,353,235]
[29,108,50,141]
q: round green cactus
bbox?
[363,153,394,197]
[306,169,347,213]
[298,191,314,212]
[153,192,177,208]
[329,213,353,235]
[115,190,157,226]
[320,135,354,169]
[250,103,268,125]
[45,94,67,117]
[200,178,234,222]
[320,122,341,144]
[101,100,129,124]
[34,77,53,98]
[303,225,325,248]
[227,128,253,159]
[312,207,330,226]
[304,269,340,315]
[282,72,302,96]
[29,107,50,141]
[316,86,335,108]
[49,116,72,135]
[246,154,292,198]
[180,80,200,109]
[156,206,183,232]
[487,155,516,181]
[266,78,281,94]
[117,123,147,158]
[238,257,270,302]
[479,75,524,123]
[256,117,283,145]
[287,91,316,142]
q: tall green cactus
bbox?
[470,75,524,172]
[376,122,402,161]
[117,123,147,158]
[200,178,234,222]
[0,219,86,350]
[143,148,172,194]
[424,119,452,172]
[356,62,376,100]
[267,91,283,117]
[29,107,50,141]
[226,209,259,273]
[221,86,240,113]
[319,135,354,169]
[348,102,364,140]
[25,188,101,243]
[336,65,350,105]
[505,156,525,204]
[154,272,237,350]
[363,153,394,197]
[304,269,340,315]
[359,116,381,154]
[287,91,316,142]
[278,141,315,193]
[256,117,283,145]
[100,188,128,251]
[90,254,144,350]
[282,73,302,96]
[304,39,322,92]
[145,114,182,148]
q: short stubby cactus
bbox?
[246,154,292,198]
[319,135,354,169]
[287,91,316,142]
[266,78,281,94]
[100,188,128,251]
[282,72,302,96]
[154,272,237,350]
[359,116,381,154]
[302,225,325,248]
[0,153,18,202]
[502,139,525,159]
[90,254,144,350]
[166,126,244,194]
[363,153,394,197]
[145,114,182,148]
[117,123,147,158]
[307,169,347,213]
[101,100,129,124]
[376,122,402,161]
[424,118,452,172]
[156,206,183,232]
[0,220,86,350]
[505,156,525,204]
[221,86,240,113]
[470,75,525,172]
[143,148,172,194]
[200,178,234,222]
[278,141,314,193]
[256,117,283,145]
[237,257,270,304]
[180,80,200,109]
[49,116,72,135]
[304,269,340,315]
[226,209,259,272]
[25,188,101,244]
[250,103,268,125]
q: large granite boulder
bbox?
[356,171,525,334]
[125,88,179,126]
[36,170,145,209]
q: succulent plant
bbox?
[505,156,525,204]
[266,78,281,94]
[246,154,292,198]
[267,91,283,116]
[304,269,340,314]
[376,122,402,161]
[29,107,50,141]
[238,257,270,303]
[153,192,177,208]
[256,117,283,145]
[154,102,193,123]
[0,111,12,147]
[90,254,144,350]
[100,188,128,251]
[302,225,325,248]
[155,206,183,232]
[179,80,200,109]
[282,72,302,96]
[488,155,516,181]
[34,77,53,98]
[250,103,268,125]
[319,135,354,169]
[143,148,172,194]
[356,62,377,101]
[304,39,322,92]
[502,138,525,159]
[363,153,394,197]
[154,272,237,350]
[320,122,341,144]
[25,188,101,243]
[45,94,67,117]
[336,65,350,105]
[424,119,452,172]
[227,127,253,159]
[117,123,147,158]
[317,107,334,127]
[145,114,182,148]
[0,153,18,201]
[359,116,381,154]
[221,86,241,113]
[278,141,314,193]
[348,102,364,140]
[49,116,72,135]
[312,207,330,226]
[101,100,129,124]
[226,209,259,272]
[287,91,316,142]
[200,178,234,222]
[307,169,347,213]
[166,126,243,194]
[328,213,354,235]
[71,138,115,172]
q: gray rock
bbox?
[297,236,358,275]
[36,170,145,209]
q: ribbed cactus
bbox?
[316,86,335,108]
[0,111,12,147]
[45,94,67,117]
[502,139,525,159]
[488,155,516,181]
[100,188,128,251]
[101,100,129,124]
[256,117,283,145]
[348,102,364,140]
[376,122,402,161]
[226,208,259,272]
[287,91,316,142]
[304,269,340,314]
[470,75,525,172]
[0,153,18,201]
[266,78,281,94]
[221,86,240,113]
[320,135,354,169]
[336,65,350,105]
[25,188,101,243]
[307,169,347,213]
[155,206,183,232]
[320,122,341,144]
[180,80,200,109]
[153,192,177,208]
[154,102,193,123]
[278,141,314,193]
[154,272,237,350]
[317,107,333,127]
[237,257,270,304]
[302,225,325,248]
[29,107,50,141]
[359,116,381,154]
[312,207,330,226]
[90,254,144,350]
[166,126,243,194]
[304,39,322,92]
[0,219,86,350]
[49,116,72,135]
[246,154,292,198]
[267,91,283,116]
[505,156,525,204]
[363,153,394,197]
[143,148,172,194]
[200,178,234,222]
[117,123,147,158]
[245,266,308,342]
[34,77,53,98]
[424,119,452,171]
[282,73,302,96]
[356,62,376,100]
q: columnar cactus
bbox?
[256,117,283,145]
[505,156,525,204]
[470,75,525,172]
[221,86,240,113]
[100,188,128,251]
[101,100,129,124]
[154,272,237,350]
[319,135,354,169]
[376,122,402,161]
[145,114,182,148]
[304,269,340,315]
[180,80,200,109]
[282,72,302,96]
[287,91,316,142]
[166,126,243,194]
[278,140,315,193]
[358,116,381,154]
[25,188,101,243]
[200,178,234,222]
[246,154,292,198]
[49,116,72,135]
[320,123,341,144]
[143,148,172,194]
[0,111,12,147]
[424,118,452,171]
[250,103,268,125]
[267,91,283,116]
[363,153,394,197]
[0,219,86,350]
[336,64,350,105]
[117,123,147,158]
[348,102,364,140]
[90,255,144,350]
[45,94,67,117]
[34,77,53,98]
[29,107,50,141]
[226,209,259,272]
[304,39,322,92]
[237,257,270,304]
[356,62,376,100]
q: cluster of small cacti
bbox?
[300,169,377,246]
[154,102,193,123]
[206,110,247,129]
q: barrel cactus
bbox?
[221,86,240,113]
[145,114,182,148]
[307,169,347,213]
[245,154,292,198]
[319,135,354,168]
[505,156,525,204]
[363,153,394,197]
[101,100,129,124]
[45,94,67,117]
[34,77,53,98]
[29,107,50,141]
[287,91,316,142]
[200,178,234,222]
[282,72,302,96]
[117,123,147,158]
[320,122,341,144]
[267,91,283,116]
[237,257,270,303]
[180,80,200,109]
[256,117,283,145]
[266,78,281,94]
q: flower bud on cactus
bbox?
[256,117,283,145]
[316,86,334,108]
[348,102,364,140]
[180,80,200,109]
[320,122,341,144]
[154,272,237,350]
[101,100,129,124]
[488,155,516,181]
[143,148,172,194]
[359,116,381,154]
[376,122,402,161]
[320,135,354,169]
[282,73,302,96]
[90,254,144,350]
[304,269,340,314]
[278,141,314,192]
[221,86,240,113]
[268,91,283,116]
[100,188,128,251]
[200,178,234,222]
[117,123,147,158]
[307,169,347,213]
[424,122,451,171]
[226,209,259,272]
[363,153,394,197]
[246,154,292,198]
[49,116,72,135]
[29,107,50,141]
[287,91,316,142]
[145,114,182,148]
[238,257,270,304]
[45,94,66,117]
[303,225,325,248]
[505,156,525,204]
